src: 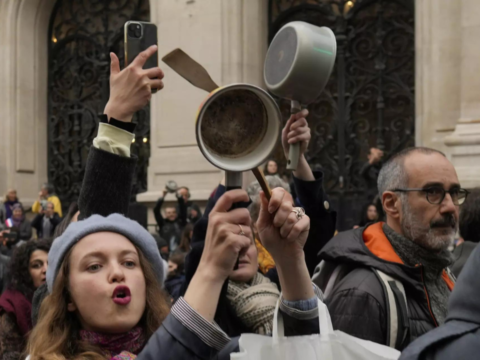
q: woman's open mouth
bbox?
[112,285,131,305]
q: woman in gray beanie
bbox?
[26,213,170,359]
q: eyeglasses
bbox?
[392,187,469,206]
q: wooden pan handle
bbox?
[252,167,272,201]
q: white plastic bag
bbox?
[231,299,400,360]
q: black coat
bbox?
[31,213,62,238]
[400,242,480,360]
[154,196,187,251]
[318,224,454,349]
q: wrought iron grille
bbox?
[268,0,415,230]
[48,0,150,209]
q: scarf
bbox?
[0,289,32,336]
[383,224,454,325]
[226,272,280,335]
[4,200,18,220]
[80,326,145,360]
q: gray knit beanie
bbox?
[46,213,164,293]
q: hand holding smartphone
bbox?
[103,21,163,122]
[125,21,159,93]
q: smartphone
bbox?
[124,21,159,93]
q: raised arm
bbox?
[78,45,164,219]
[282,110,337,275]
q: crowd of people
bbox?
[0,44,478,359]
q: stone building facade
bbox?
[0,0,479,225]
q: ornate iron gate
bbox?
[48,0,151,209]
[268,0,415,230]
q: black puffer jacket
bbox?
[317,223,455,349]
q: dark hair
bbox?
[179,186,190,197]
[53,202,79,238]
[8,239,51,300]
[178,223,194,253]
[263,159,278,176]
[168,252,186,277]
[459,189,480,242]
[358,203,378,227]
[42,183,55,195]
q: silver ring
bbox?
[238,224,246,236]
[291,207,305,221]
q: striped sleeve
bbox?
[171,297,231,351]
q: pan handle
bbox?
[287,100,301,170]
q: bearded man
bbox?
[316,147,466,350]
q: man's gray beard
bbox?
[400,199,456,252]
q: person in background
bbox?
[165,252,186,302]
[152,234,169,261]
[360,147,385,219]
[0,239,49,359]
[316,147,461,349]
[153,189,187,252]
[354,203,379,228]
[450,188,480,277]
[31,183,63,217]
[31,201,62,239]
[177,186,202,224]
[0,190,20,225]
[264,159,279,176]
[178,223,193,253]
[1,204,32,250]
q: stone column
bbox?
[444,0,480,188]
[415,0,462,152]
[138,0,268,216]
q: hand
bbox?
[368,147,384,165]
[162,189,168,197]
[38,192,46,200]
[197,190,252,283]
[257,188,310,266]
[104,45,164,122]
[281,109,310,159]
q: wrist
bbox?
[104,101,132,123]
[195,263,227,285]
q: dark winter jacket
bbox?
[31,213,62,238]
[400,241,480,360]
[450,241,478,278]
[154,196,187,252]
[317,223,455,349]
[165,274,185,302]
[178,200,202,224]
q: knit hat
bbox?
[46,214,164,293]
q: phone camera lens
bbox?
[136,25,141,29]
[135,29,141,37]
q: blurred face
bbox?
[178,188,189,202]
[267,161,278,175]
[67,232,146,334]
[399,153,460,252]
[367,205,378,221]
[168,260,178,276]
[7,190,16,202]
[29,250,48,288]
[229,238,258,283]
[12,208,23,219]
[40,187,49,197]
[165,207,177,221]
[45,203,54,217]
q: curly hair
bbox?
[8,239,51,300]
